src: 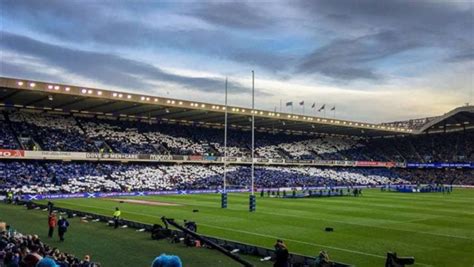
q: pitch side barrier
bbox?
[20,202,353,267]
[20,186,376,201]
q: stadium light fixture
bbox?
[29,83,36,87]
[65,87,70,91]
[48,85,53,89]
[127,95,132,99]
[97,91,102,96]
[178,101,183,105]
[17,81,24,86]
[81,89,87,94]
[201,104,206,107]
[118,94,123,98]
[87,90,93,94]
[112,93,117,97]
[141,96,145,101]
[54,86,60,90]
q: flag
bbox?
[331,106,336,111]
[299,101,304,106]
[311,102,315,108]
[286,102,293,107]
[318,104,325,112]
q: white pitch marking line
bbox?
[198,223,433,267]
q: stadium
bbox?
[1,2,474,267]
[0,76,473,267]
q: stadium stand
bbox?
[0,114,20,150]
[8,111,97,152]
[2,110,473,162]
[2,160,472,195]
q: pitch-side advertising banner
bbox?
[22,189,249,201]
[406,162,473,168]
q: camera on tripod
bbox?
[184,220,197,232]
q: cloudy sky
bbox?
[1,0,473,123]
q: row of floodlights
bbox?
[16,81,413,132]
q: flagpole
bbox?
[250,70,256,212]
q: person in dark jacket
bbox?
[57,216,69,242]
[273,239,289,267]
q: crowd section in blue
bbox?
[0,110,472,162]
[1,161,472,195]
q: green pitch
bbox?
[35,189,474,266]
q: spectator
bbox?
[36,257,59,267]
[151,254,182,267]
[273,239,289,267]
[314,250,331,267]
[57,216,69,242]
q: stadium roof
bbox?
[1,76,470,137]
[416,105,474,133]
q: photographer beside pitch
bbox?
[273,239,289,267]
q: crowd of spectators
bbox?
[8,111,97,152]
[0,114,20,150]
[0,111,473,162]
[2,160,472,195]
[0,223,99,266]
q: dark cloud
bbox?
[298,30,421,80]
[296,0,474,80]
[189,2,273,29]
[0,0,289,72]
[0,32,260,95]
[1,0,472,83]
[446,49,474,63]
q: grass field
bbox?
[31,188,474,267]
[0,203,269,267]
